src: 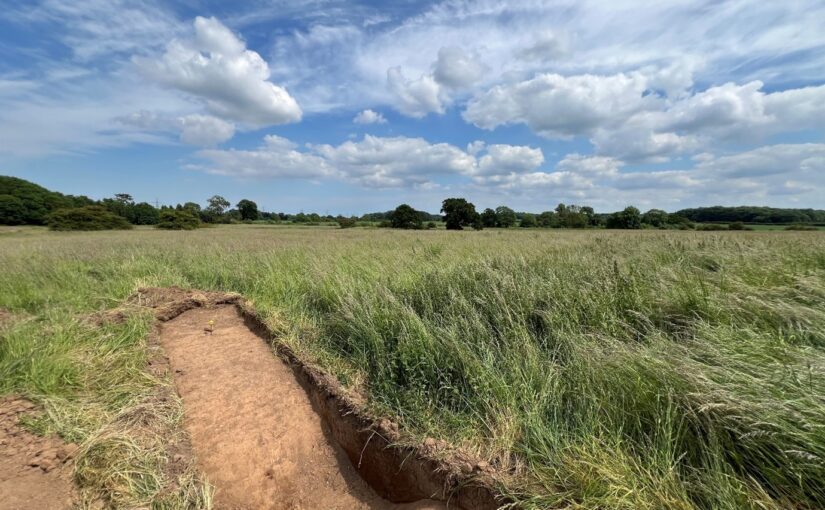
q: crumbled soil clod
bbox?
[0,397,77,510]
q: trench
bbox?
[155,294,501,510]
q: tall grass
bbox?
[1,226,824,508]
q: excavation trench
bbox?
[148,289,502,510]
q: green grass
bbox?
[1,226,824,509]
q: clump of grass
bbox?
[1,226,825,509]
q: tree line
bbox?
[2,175,823,230]
[385,200,688,230]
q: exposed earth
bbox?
[0,397,78,510]
[161,304,447,510]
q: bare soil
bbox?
[161,304,447,510]
[0,397,78,510]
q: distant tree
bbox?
[554,203,590,228]
[114,193,134,205]
[481,208,497,228]
[390,204,423,229]
[47,206,132,231]
[237,199,259,221]
[606,206,642,229]
[204,195,230,222]
[495,206,517,228]
[336,216,357,229]
[183,202,201,214]
[537,211,556,228]
[520,213,538,228]
[132,202,160,225]
[156,209,201,230]
[441,198,478,230]
[580,206,599,227]
[0,194,27,225]
[642,209,669,228]
[426,221,437,229]
[0,176,80,224]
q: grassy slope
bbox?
[1,226,824,509]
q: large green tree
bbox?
[495,206,517,228]
[204,195,230,222]
[236,199,259,221]
[481,208,497,228]
[441,198,478,230]
[390,204,423,229]
[606,206,642,229]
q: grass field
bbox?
[2,226,825,509]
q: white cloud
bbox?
[517,31,567,62]
[193,133,543,189]
[432,46,486,89]
[315,134,475,187]
[137,16,301,126]
[195,135,333,179]
[464,72,656,138]
[556,154,622,176]
[386,67,445,117]
[119,111,235,147]
[353,109,387,124]
[695,144,825,180]
[178,114,235,146]
[266,1,825,119]
[476,144,544,176]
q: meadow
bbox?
[1,225,824,509]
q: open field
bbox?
[2,226,825,509]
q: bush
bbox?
[697,223,728,231]
[426,221,436,229]
[46,206,133,231]
[156,210,201,230]
[337,217,357,229]
[728,221,752,231]
[785,224,818,231]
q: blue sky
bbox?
[1,0,824,214]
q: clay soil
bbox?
[161,304,447,510]
[0,398,78,510]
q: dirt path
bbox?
[0,398,78,510]
[161,305,446,510]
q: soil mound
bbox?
[0,397,78,510]
[161,305,446,509]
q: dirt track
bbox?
[0,398,77,510]
[161,305,446,510]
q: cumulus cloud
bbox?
[385,45,488,118]
[195,135,333,179]
[476,144,544,176]
[315,135,476,187]
[464,72,656,138]
[119,110,235,146]
[432,46,486,89]
[178,114,235,146]
[695,144,825,180]
[193,133,542,189]
[353,109,387,124]
[137,16,301,126]
[464,68,825,164]
[386,67,445,118]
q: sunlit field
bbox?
[2,226,824,509]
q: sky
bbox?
[1,0,824,214]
